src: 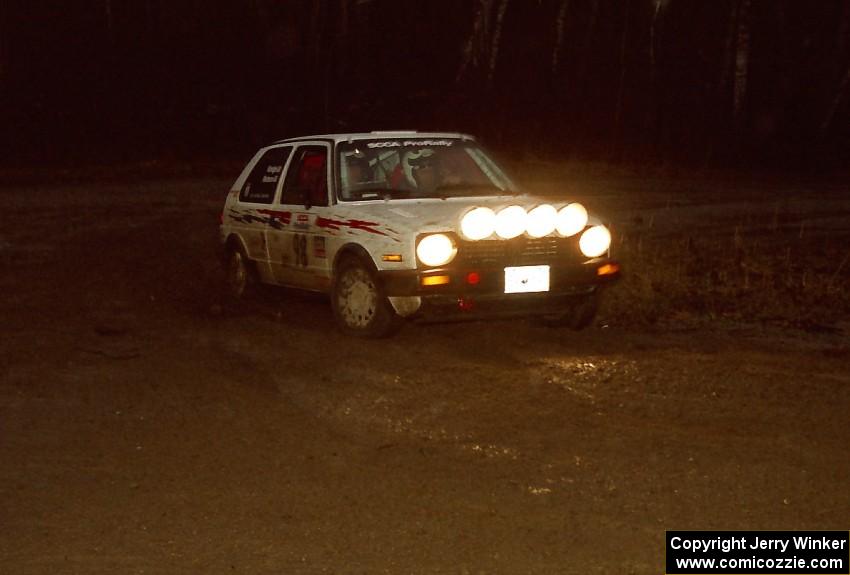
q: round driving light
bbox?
[460,207,496,240]
[416,234,457,267]
[526,204,558,238]
[579,225,611,258]
[495,205,528,239]
[556,203,588,237]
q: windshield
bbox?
[337,138,518,201]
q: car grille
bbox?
[457,236,584,267]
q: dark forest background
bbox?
[1,0,849,170]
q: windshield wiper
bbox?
[347,186,408,200]
[433,183,517,198]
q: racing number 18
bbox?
[293,233,308,267]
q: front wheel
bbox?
[331,257,402,338]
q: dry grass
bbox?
[2,158,846,331]
[605,218,850,329]
[520,162,850,330]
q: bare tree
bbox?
[820,0,850,138]
[551,0,570,73]
[837,0,850,61]
[649,0,665,79]
[487,0,509,84]
[457,0,493,81]
[576,0,598,84]
[104,0,114,43]
[339,0,349,39]
[458,0,511,84]
[819,64,850,138]
[733,0,751,129]
[720,0,737,98]
[612,0,632,154]
[0,1,5,83]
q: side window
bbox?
[239,146,292,204]
[281,146,329,207]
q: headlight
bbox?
[526,204,558,238]
[556,203,588,237]
[416,234,457,267]
[495,205,528,239]
[579,225,611,258]
[460,207,496,240]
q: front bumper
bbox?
[379,257,620,296]
[377,257,620,320]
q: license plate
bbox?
[504,265,550,294]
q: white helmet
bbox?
[401,149,435,187]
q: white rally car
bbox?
[220,131,620,337]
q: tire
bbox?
[331,256,403,338]
[224,245,257,302]
[539,292,600,330]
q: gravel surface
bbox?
[1,174,848,574]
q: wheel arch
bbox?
[224,233,250,256]
[330,242,404,337]
[223,233,256,274]
[332,242,379,276]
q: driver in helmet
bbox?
[400,149,440,194]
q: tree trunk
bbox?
[144,0,153,34]
[339,0,349,38]
[837,0,850,60]
[819,64,850,138]
[457,0,492,81]
[576,0,598,85]
[105,0,114,43]
[647,0,668,162]
[819,1,850,138]
[649,0,663,80]
[337,0,350,102]
[551,0,570,73]
[0,1,5,83]
[487,0,509,84]
[733,0,751,131]
[719,0,737,101]
[612,0,631,157]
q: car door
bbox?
[267,142,334,291]
[232,145,293,282]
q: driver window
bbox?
[281,146,329,207]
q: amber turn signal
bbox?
[421,275,451,286]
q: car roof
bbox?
[271,131,476,145]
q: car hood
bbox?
[337,195,600,237]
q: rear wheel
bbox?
[539,292,600,330]
[224,246,256,301]
[332,257,402,337]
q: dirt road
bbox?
[1,174,848,573]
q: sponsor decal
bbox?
[256,209,292,224]
[293,234,308,267]
[255,209,292,230]
[315,217,388,237]
[294,213,310,231]
[229,208,268,225]
[223,208,289,229]
[313,236,326,259]
[261,164,284,184]
[366,139,454,149]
